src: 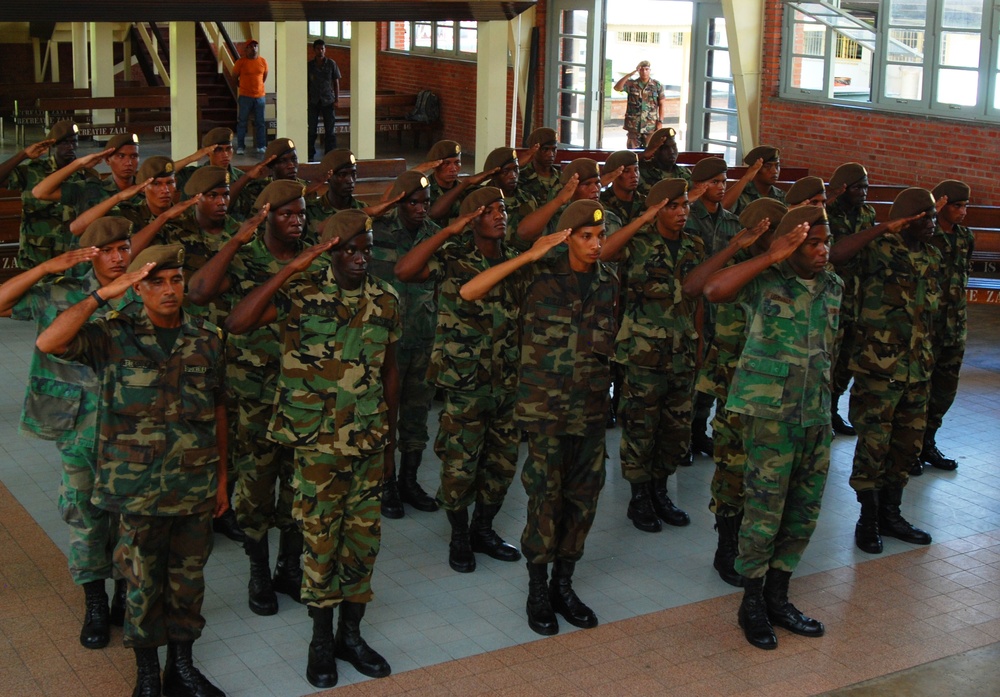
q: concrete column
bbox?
[71,23,88,90]
[721,0,763,151]
[88,23,115,126]
[275,22,308,152]
[351,22,377,159]
[256,23,277,124]
[50,39,60,82]
[169,22,199,160]
[475,21,509,170]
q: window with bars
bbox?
[389,20,477,57]
[307,21,351,45]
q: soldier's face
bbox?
[575,176,601,201]
[473,200,507,241]
[788,223,830,279]
[703,173,727,204]
[566,224,605,272]
[616,164,640,193]
[269,198,307,244]
[655,139,678,168]
[537,144,558,168]
[940,199,968,227]
[54,136,78,167]
[638,66,651,80]
[436,156,461,186]
[495,162,519,194]
[903,206,937,244]
[330,166,357,199]
[108,145,139,181]
[757,160,780,186]
[656,195,690,236]
[803,192,827,208]
[137,268,185,325]
[210,144,233,169]
[398,187,430,229]
[146,175,177,215]
[845,178,869,207]
[197,186,230,224]
[271,151,299,181]
[331,232,373,290]
[91,240,131,283]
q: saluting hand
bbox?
[40,246,100,275]
[935,195,949,214]
[235,203,269,244]
[601,166,624,189]
[556,174,580,204]
[415,159,443,173]
[119,178,153,202]
[468,167,500,187]
[885,211,926,235]
[746,158,764,178]
[24,139,56,160]
[289,239,336,273]
[248,155,277,179]
[104,261,156,296]
[688,180,709,203]
[526,228,571,261]
[442,206,484,237]
[767,222,809,262]
[368,188,406,218]
[825,182,847,203]
[731,218,771,251]
[163,194,202,220]
[79,148,115,169]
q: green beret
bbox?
[321,209,372,245]
[107,133,139,153]
[388,170,431,201]
[650,127,677,146]
[603,150,638,174]
[690,156,728,182]
[743,145,779,166]
[460,186,504,217]
[427,140,462,161]
[556,200,605,231]
[184,166,230,196]
[890,187,936,220]
[829,162,867,190]
[646,178,689,208]
[932,179,970,204]
[201,127,234,148]
[127,243,184,274]
[484,147,518,172]
[263,138,296,161]
[739,198,788,231]
[774,205,826,238]
[254,179,307,212]
[47,120,78,143]
[79,216,132,249]
[786,176,826,206]
[319,149,357,175]
[560,158,600,185]
[137,156,175,182]
[526,127,557,148]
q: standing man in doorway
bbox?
[307,39,342,161]
[614,61,667,149]
[234,39,269,156]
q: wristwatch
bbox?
[91,290,108,308]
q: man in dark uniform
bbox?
[600,150,646,226]
[637,127,691,196]
[518,127,561,204]
[174,126,246,197]
[731,145,786,215]
[229,137,303,221]
[307,38,342,160]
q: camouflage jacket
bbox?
[612,225,705,373]
[267,268,401,456]
[305,192,366,245]
[685,199,742,257]
[512,202,623,253]
[62,309,225,516]
[519,161,561,204]
[61,176,141,221]
[429,174,462,225]
[695,249,753,400]
[827,199,877,321]
[638,161,691,197]
[426,234,519,394]
[502,186,539,239]
[370,208,439,348]
[929,223,974,346]
[600,188,646,226]
[850,234,941,383]
[175,163,245,200]
[734,183,787,216]
[727,261,843,426]
[509,253,618,436]
[622,78,665,136]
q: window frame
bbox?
[387,20,479,59]
[307,21,351,46]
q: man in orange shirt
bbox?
[233,40,269,156]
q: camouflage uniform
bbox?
[622,77,665,144]
[502,187,539,240]
[519,161,561,204]
[267,268,400,607]
[61,308,225,648]
[638,161,691,197]
[429,174,462,224]
[848,235,941,492]
[728,261,843,578]
[599,188,646,226]
[613,225,705,482]
[305,193,366,245]
[175,163,245,200]
[734,184,786,216]
[61,176,141,221]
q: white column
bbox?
[721,0,763,150]
[88,23,115,126]
[50,39,60,82]
[275,22,308,151]
[475,21,509,170]
[351,22,377,159]
[256,23,277,127]
[72,23,88,90]
[169,22,199,161]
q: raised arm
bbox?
[428,168,498,222]
[461,229,570,301]
[229,155,276,204]
[600,197,666,262]
[722,159,762,212]
[129,196,202,258]
[517,144,540,169]
[174,145,216,171]
[32,148,113,202]
[0,247,98,313]
[0,138,53,187]
[828,213,924,266]
[515,174,578,244]
[394,207,482,282]
[613,67,637,93]
[187,205,269,305]
[68,179,151,235]
[681,218,770,298]
[704,223,807,303]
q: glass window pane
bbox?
[557,118,585,147]
[707,17,728,48]
[884,64,924,100]
[414,21,432,49]
[560,65,587,92]
[705,112,738,142]
[562,10,589,35]
[994,74,1000,109]
[308,22,321,36]
[937,68,979,105]
[390,22,410,51]
[437,21,454,52]
[795,25,825,57]
[940,31,980,68]
[708,49,731,78]
[889,0,927,26]
[887,29,925,63]
[324,22,338,39]
[342,23,351,41]
[560,37,589,63]
[458,21,476,53]
[941,0,983,29]
[705,81,736,111]
[790,57,826,90]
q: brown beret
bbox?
[47,120,78,143]
[79,216,132,249]
[890,187,936,220]
[321,209,372,245]
[786,176,826,206]
[604,150,638,174]
[428,140,461,161]
[739,198,788,231]
[254,179,307,212]
[484,147,518,173]
[829,162,867,190]
[526,127,557,148]
[932,180,971,204]
[774,205,827,238]
[263,138,296,161]
[319,149,357,175]
[460,186,504,217]
[646,178,689,208]
[690,157,728,182]
[388,170,431,201]
[650,127,677,146]
[184,166,231,196]
[743,145,779,166]
[560,158,600,185]
[137,156,175,182]
[127,243,184,274]
[556,200,605,231]
[107,133,139,153]
[201,127,234,148]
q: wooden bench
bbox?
[556,149,725,166]
[2,82,147,145]
[298,158,408,198]
[34,94,210,139]
[0,187,22,283]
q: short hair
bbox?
[638,60,651,69]
[313,39,325,49]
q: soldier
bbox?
[0,217,136,649]
[480,146,538,235]
[730,146,786,215]
[921,180,975,472]
[785,176,827,209]
[229,137,303,221]
[637,127,691,196]
[174,126,246,196]
[704,206,842,651]
[425,139,497,225]
[36,243,228,697]
[518,127,561,204]
[461,200,617,636]
[225,210,398,687]
[599,150,646,226]
[613,60,667,148]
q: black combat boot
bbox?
[212,479,246,543]
[879,486,932,545]
[80,579,110,649]
[381,471,404,519]
[244,534,278,616]
[132,647,161,697]
[855,489,883,554]
[469,503,521,562]
[713,513,743,587]
[335,601,391,678]
[627,482,661,532]
[271,528,303,602]
[398,451,439,512]
[162,640,223,697]
[549,559,598,629]
[525,562,558,635]
[921,429,958,471]
[306,606,337,688]
[649,478,690,527]
[763,568,824,637]
[110,578,127,627]
[446,508,476,573]
[690,416,714,456]
[909,460,924,476]
[737,576,777,650]
[831,398,856,436]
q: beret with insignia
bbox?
[389,169,431,201]
[107,133,139,153]
[127,243,184,273]
[137,156,175,182]
[263,138,296,161]
[47,120,78,143]
[319,149,357,175]
[691,156,728,182]
[526,127,557,148]
[427,140,462,161]
[80,216,132,249]
[254,179,307,212]
[739,198,788,231]
[484,147,518,173]
[557,199,605,231]
[650,127,677,146]
[647,178,689,208]
[829,162,868,190]
[890,187,936,220]
[603,150,638,174]
[201,127,234,148]
[321,209,372,245]
[786,176,826,206]
[743,145,780,166]
[774,205,827,238]
[560,157,600,185]
[184,166,230,196]
[932,179,970,204]
[460,186,504,217]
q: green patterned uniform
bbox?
[305,192,366,245]
[429,174,462,224]
[638,161,691,197]
[600,188,646,226]
[502,187,539,240]
[267,268,400,607]
[613,225,705,482]
[61,308,225,648]
[848,235,941,492]
[175,163,245,200]
[61,176,141,221]
[728,262,843,578]
[519,161,561,204]
[733,184,786,216]
[426,235,520,511]
[622,77,665,144]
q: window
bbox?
[672,31,685,47]
[308,21,351,45]
[618,30,663,45]
[388,20,478,57]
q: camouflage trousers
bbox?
[831,317,856,397]
[57,439,118,584]
[734,417,830,579]
[434,388,519,512]
[115,511,214,648]
[292,448,382,608]
[233,399,295,541]
[619,364,695,482]
[521,431,607,564]
[709,403,746,517]
[397,342,435,454]
[927,342,965,432]
[849,375,929,492]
